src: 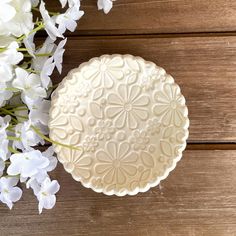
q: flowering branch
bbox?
[0,0,114,213]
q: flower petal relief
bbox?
[59,148,92,181]
[153,83,187,127]
[106,84,150,129]
[83,55,124,88]
[95,142,138,185]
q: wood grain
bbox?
[1,150,236,236]
[46,0,236,35]
[51,36,236,142]
[4,2,236,235]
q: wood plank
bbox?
[1,150,236,235]
[51,36,236,142]
[187,143,236,150]
[46,0,236,35]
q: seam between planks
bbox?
[36,31,236,39]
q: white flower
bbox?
[29,146,57,184]
[97,0,114,14]
[0,177,22,209]
[0,41,23,82]
[56,7,84,35]
[12,68,47,103]
[29,99,51,126]
[40,0,63,41]
[32,37,55,71]
[0,160,5,177]
[23,32,36,57]
[26,178,40,195]
[0,41,23,65]
[59,0,81,8]
[53,38,67,74]
[13,121,44,150]
[0,0,16,23]
[59,0,68,8]
[42,146,58,172]
[36,177,60,214]
[40,57,55,89]
[31,0,39,7]
[26,146,57,192]
[0,62,13,83]
[0,0,34,37]
[0,116,10,161]
[0,36,15,47]
[7,150,50,178]
[0,82,13,107]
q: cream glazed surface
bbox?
[49,54,189,196]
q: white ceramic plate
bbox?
[49,54,189,196]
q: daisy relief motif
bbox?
[83,56,124,88]
[59,148,92,181]
[106,84,150,129]
[153,83,187,127]
[95,142,138,185]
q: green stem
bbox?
[32,7,60,16]
[17,48,28,52]
[7,136,21,141]
[0,48,7,53]
[3,104,26,109]
[8,147,19,154]
[17,22,45,42]
[13,107,28,111]
[4,87,20,92]
[31,126,82,151]
[35,53,52,57]
[0,108,18,122]
[23,53,52,58]
[6,127,15,133]
[21,61,32,69]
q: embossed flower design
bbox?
[75,80,92,98]
[146,118,161,136]
[82,135,99,153]
[58,94,80,113]
[95,142,138,185]
[106,84,150,129]
[138,63,162,91]
[162,126,187,156]
[60,148,92,180]
[130,130,150,151]
[94,120,116,141]
[83,56,124,88]
[49,113,83,149]
[153,83,187,127]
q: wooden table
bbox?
[2,1,236,235]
